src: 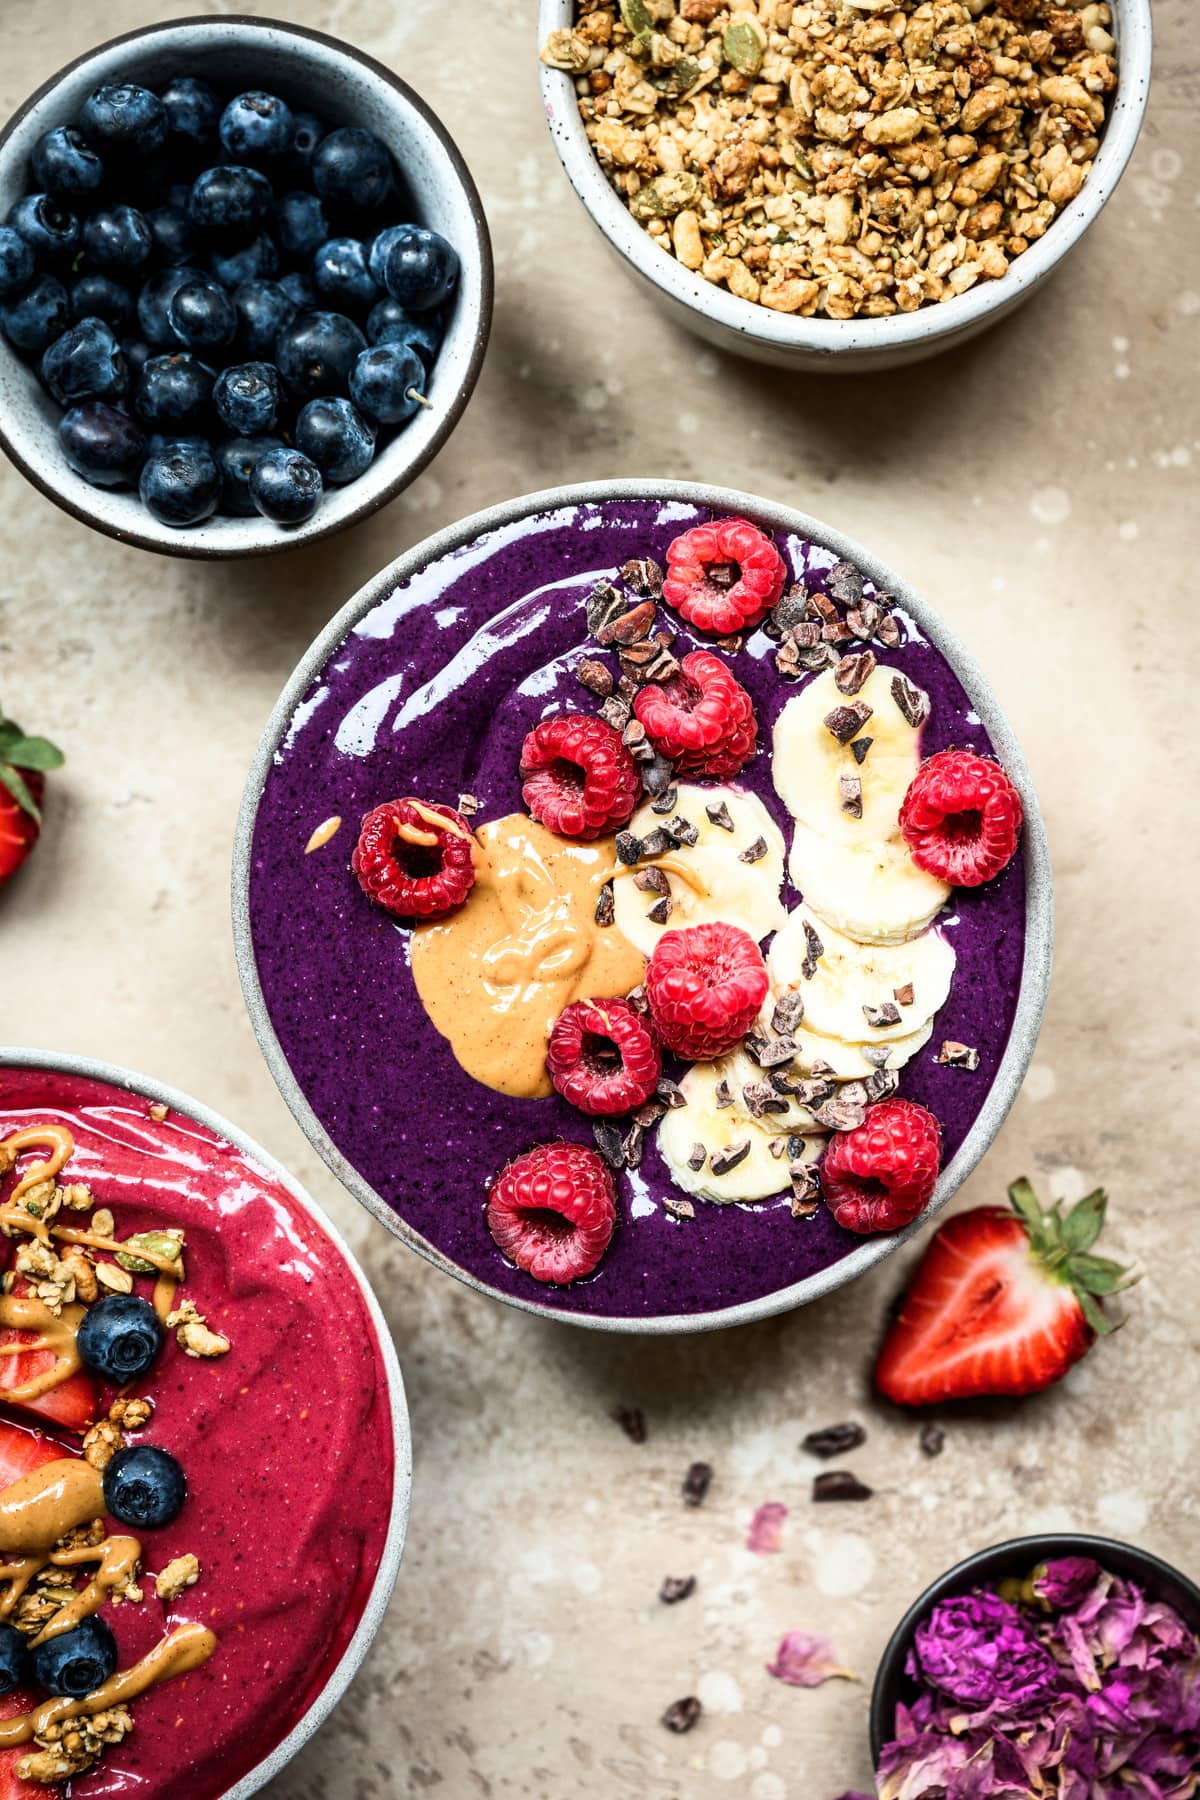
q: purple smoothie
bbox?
[247,498,1026,1320]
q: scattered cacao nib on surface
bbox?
[627,983,650,1016]
[861,1043,892,1069]
[710,1140,752,1176]
[615,831,642,866]
[742,1081,788,1120]
[920,1422,946,1458]
[826,560,865,607]
[810,591,837,624]
[839,773,863,819]
[789,1164,821,1216]
[772,991,805,1035]
[622,719,650,756]
[802,1421,867,1459]
[656,1077,686,1109]
[813,1470,873,1503]
[634,865,671,896]
[586,580,625,638]
[834,649,876,696]
[598,599,657,647]
[716,633,743,656]
[642,753,676,798]
[894,983,915,1007]
[770,585,810,637]
[639,827,674,859]
[616,674,638,703]
[686,1143,707,1172]
[813,1093,868,1132]
[756,1037,798,1070]
[863,1001,902,1028]
[891,673,930,728]
[650,785,679,815]
[682,1461,713,1507]
[823,701,874,745]
[663,1195,695,1220]
[713,1079,733,1110]
[742,1029,770,1066]
[668,814,699,847]
[646,896,673,925]
[662,1696,702,1735]
[634,1100,666,1129]
[623,1121,646,1169]
[822,616,850,644]
[705,799,734,832]
[866,1067,900,1102]
[576,657,614,698]
[613,1405,646,1444]
[847,600,883,641]
[593,1119,626,1170]
[457,792,482,815]
[937,1040,981,1070]
[801,920,824,980]
[621,557,664,599]
[877,613,902,649]
[768,1136,787,1160]
[599,695,632,733]
[594,882,615,928]
[660,1575,696,1605]
[739,835,769,865]
[810,1057,837,1078]
[850,734,874,766]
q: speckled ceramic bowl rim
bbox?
[0,1045,412,1800]
[231,477,1054,1335]
[0,15,494,560]
[537,0,1152,360]
[869,1532,1200,1760]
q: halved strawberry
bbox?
[0,1686,60,1799]
[0,706,64,890]
[0,1288,97,1435]
[0,1428,70,1795]
[875,1180,1132,1406]
[0,1414,65,1488]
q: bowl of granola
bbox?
[0,1049,410,1797]
[538,0,1150,371]
[233,479,1053,1332]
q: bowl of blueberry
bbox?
[0,16,492,556]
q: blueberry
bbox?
[122,338,153,378]
[215,433,284,515]
[233,278,296,358]
[311,127,394,214]
[287,111,326,176]
[188,165,273,237]
[139,440,219,527]
[275,191,328,261]
[367,224,409,288]
[147,203,193,265]
[0,226,33,300]
[220,91,295,164]
[31,126,104,199]
[274,310,366,399]
[166,275,237,351]
[7,193,79,262]
[349,340,425,426]
[379,224,459,312]
[295,396,376,484]
[312,237,378,311]
[71,273,134,333]
[249,445,323,524]
[41,318,127,405]
[208,233,278,290]
[1,275,71,355]
[366,297,443,368]
[133,352,214,431]
[61,402,146,487]
[82,204,154,275]
[137,266,195,348]
[278,270,316,312]
[79,83,167,157]
[160,75,220,152]
[213,360,281,435]
[0,1623,27,1699]
[75,1291,163,1377]
[104,1443,188,1526]
[30,1616,117,1700]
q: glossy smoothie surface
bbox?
[0,1067,395,1799]
[248,499,1027,1319]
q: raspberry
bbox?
[486,1141,617,1284]
[821,1099,941,1235]
[662,517,787,636]
[645,922,769,1061]
[547,998,661,1117]
[899,749,1023,888]
[634,651,758,778]
[520,713,640,841]
[352,799,476,918]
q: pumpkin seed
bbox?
[724,18,766,76]
[629,172,700,219]
[116,1228,185,1276]
[620,0,653,35]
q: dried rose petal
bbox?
[746,1500,788,1554]
[766,1630,854,1688]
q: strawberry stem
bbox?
[0,703,64,824]
[1006,1177,1135,1337]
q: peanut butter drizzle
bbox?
[0,1459,104,1557]
[152,1272,179,1324]
[50,1226,182,1277]
[0,1294,86,1403]
[36,1535,142,1643]
[0,1622,218,1748]
[0,1124,76,1244]
[410,814,646,1098]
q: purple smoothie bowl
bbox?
[231,480,1053,1333]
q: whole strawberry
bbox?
[0,704,64,889]
[875,1179,1132,1406]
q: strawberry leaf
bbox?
[1061,1188,1107,1253]
[1007,1177,1042,1233]
[0,762,41,824]
[1069,1252,1133,1296]
[1075,1289,1117,1338]
[3,734,64,773]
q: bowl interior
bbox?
[869,1533,1200,1760]
[233,478,1052,1335]
[0,17,491,556]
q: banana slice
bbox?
[788,822,950,946]
[786,1019,933,1081]
[773,663,925,845]
[657,1060,824,1205]
[719,1046,824,1134]
[612,784,786,958]
[769,904,955,1045]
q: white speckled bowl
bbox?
[537,0,1152,372]
[0,17,493,558]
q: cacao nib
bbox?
[646,896,672,925]
[682,1461,713,1506]
[705,799,735,832]
[586,580,625,637]
[634,865,671,896]
[802,1421,867,1459]
[615,831,642,865]
[826,559,865,607]
[937,1040,980,1070]
[813,1471,873,1503]
[613,1405,646,1444]
[851,735,874,766]
[710,1139,752,1176]
[863,1001,902,1028]
[662,1696,702,1734]
[772,991,805,1034]
[621,557,664,598]
[891,673,930,727]
[834,649,876,695]
[660,1575,696,1605]
[920,1422,946,1458]
[739,835,768,864]
[594,882,615,927]
[593,1119,626,1170]
[823,700,873,744]
[576,657,614,698]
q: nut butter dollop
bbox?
[410,814,645,1098]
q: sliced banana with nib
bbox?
[785,1019,933,1081]
[719,1045,824,1134]
[769,904,955,1044]
[657,1059,824,1205]
[788,821,950,946]
[773,663,926,846]
[612,784,786,958]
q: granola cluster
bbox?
[541,0,1118,319]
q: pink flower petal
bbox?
[767,1630,855,1688]
[747,1500,788,1554]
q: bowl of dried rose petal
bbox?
[538,0,1151,372]
[869,1534,1200,1791]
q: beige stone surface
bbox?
[0,2,1197,1796]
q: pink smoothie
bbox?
[0,1065,397,1800]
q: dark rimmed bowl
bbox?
[870,1533,1200,1761]
[0,16,493,558]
